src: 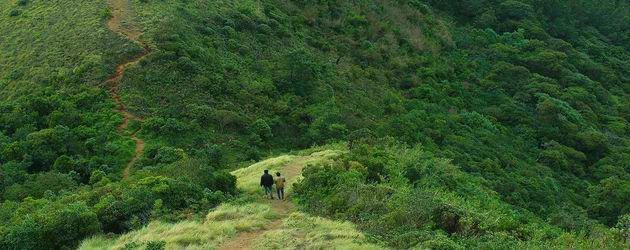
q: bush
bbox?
[497,0,533,20]
[295,142,626,248]
[0,200,100,249]
[8,9,19,17]
[3,172,77,201]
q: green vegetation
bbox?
[81,201,381,250]
[81,153,380,250]
[80,202,279,249]
[123,0,628,241]
[0,159,234,249]
[295,142,628,248]
[0,2,235,248]
[1,0,628,248]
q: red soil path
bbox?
[104,0,149,179]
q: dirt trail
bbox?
[219,200,294,250]
[219,157,308,250]
[104,0,149,179]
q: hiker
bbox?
[260,169,274,199]
[275,172,286,200]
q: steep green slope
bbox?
[0,0,136,96]
[0,0,629,249]
[116,0,628,247]
[117,0,629,228]
[0,0,141,191]
[113,0,450,160]
[0,1,236,249]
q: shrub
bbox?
[294,142,626,248]
[8,9,20,17]
[0,200,100,249]
[497,0,533,20]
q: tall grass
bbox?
[255,212,384,250]
[79,202,278,249]
[80,202,383,250]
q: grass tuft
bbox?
[80,203,276,249]
[254,212,384,250]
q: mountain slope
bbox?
[0,0,629,249]
[115,0,629,228]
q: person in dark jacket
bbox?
[260,169,274,199]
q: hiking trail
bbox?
[219,157,309,250]
[104,0,149,179]
[79,150,381,249]
[219,200,294,250]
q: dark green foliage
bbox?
[588,177,630,226]
[0,200,100,249]
[295,142,627,248]
[122,242,141,250]
[0,0,628,248]
[0,171,232,248]
[91,175,227,233]
[617,214,630,241]
[3,172,76,201]
[8,9,19,17]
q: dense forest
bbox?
[0,0,628,249]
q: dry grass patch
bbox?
[80,203,276,250]
[253,212,385,250]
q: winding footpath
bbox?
[103,0,149,179]
[219,157,309,250]
[219,201,294,250]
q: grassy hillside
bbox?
[0,0,136,96]
[81,203,382,250]
[111,0,452,161]
[0,0,628,249]
[81,151,382,250]
[0,0,140,191]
